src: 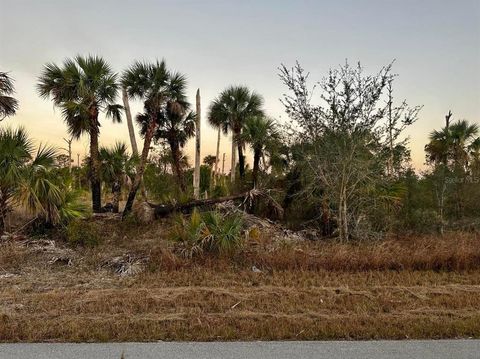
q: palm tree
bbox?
[136,104,195,192]
[469,137,480,176]
[239,116,280,188]
[37,55,122,212]
[208,86,264,181]
[0,127,85,234]
[449,120,479,172]
[427,119,479,171]
[0,72,19,121]
[203,155,217,167]
[99,142,133,213]
[121,60,188,215]
[17,144,65,226]
[151,104,195,192]
[0,127,32,233]
[426,116,480,224]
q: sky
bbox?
[1,0,479,170]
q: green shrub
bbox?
[66,220,102,247]
[170,209,244,258]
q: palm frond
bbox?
[32,144,58,168]
[38,55,120,139]
[207,85,264,135]
[106,104,123,123]
[0,72,19,120]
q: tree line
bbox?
[1,57,478,240]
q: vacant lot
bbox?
[1,218,479,342]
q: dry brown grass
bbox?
[1,220,480,342]
[240,232,480,272]
[0,242,31,272]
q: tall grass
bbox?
[241,232,480,272]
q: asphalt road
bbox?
[0,340,478,359]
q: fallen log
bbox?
[150,192,250,217]
[148,189,284,219]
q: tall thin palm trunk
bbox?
[230,133,236,182]
[89,115,102,213]
[170,141,186,192]
[437,111,452,234]
[213,127,221,186]
[123,118,156,216]
[193,89,201,199]
[222,153,226,174]
[252,149,261,188]
[237,139,245,179]
[123,88,148,201]
[122,88,138,156]
[112,180,121,213]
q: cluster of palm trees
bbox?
[3,58,480,238]
[35,57,198,215]
[1,72,82,235]
[0,127,85,234]
[425,111,480,227]
[1,55,281,220]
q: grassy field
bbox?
[1,218,480,342]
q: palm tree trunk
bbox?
[170,141,186,192]
[193,89,201,199]
[238,138,245,179]
[230,133,236,182]
[252,149,261,188]
[122,88,138,156]
[89,123,102,213]
[123,118,156,217]
[112,180,121,213]
[122,88,148,201]
[213,127,221,186]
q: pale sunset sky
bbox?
[1,0,479,171]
